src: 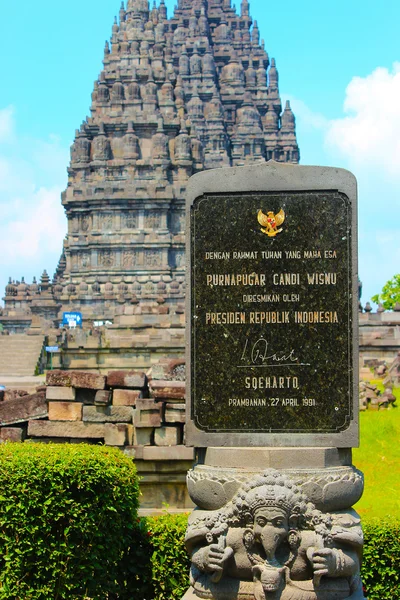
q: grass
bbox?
[353,395,400,519]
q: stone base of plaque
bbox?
[183,448,365,600]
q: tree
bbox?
[372,274,400,310]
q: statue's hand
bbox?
[205,544,233,574]
[310,548,338,577]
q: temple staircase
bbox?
[0,335,46,377]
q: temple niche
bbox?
[1,0,300,365]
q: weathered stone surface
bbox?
[28,420,105,439]
[46,370,106,390]
[0,427,25,442]
[150,380,185,400]
[154,425,181,447]
[123,445,144,460]
[94,390,111,405]
[134,428,153,446]
[107,371,147,389]
[104,423,132,446]
[164,403,186,424]
[46,386,76,401]
[151,359,186,381]
[83,405,134,423]
[134,399,162,428]
[48,402,83,422]
[4,389,30,402]
[113,389,142,406]
[0,393,47,426]
[142,446,195,461]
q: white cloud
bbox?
[0,187,66,260]
[326,63,400,178]
[0,107,68,303]
[284,68,400,306]
[0,106,15,143]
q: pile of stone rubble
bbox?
[0,360,193,462]
[359,381,396,411]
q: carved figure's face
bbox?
[253,507,289,560]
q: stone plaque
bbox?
[186,163,358,447]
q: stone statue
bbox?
[185,469,364,600]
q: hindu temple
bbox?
[0,0,300,370]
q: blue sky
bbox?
[0,0,399,307]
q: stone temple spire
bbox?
[2,0,300,334]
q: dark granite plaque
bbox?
[191,191,353,434]
[186,163,358,447]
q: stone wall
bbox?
[0,360,194,510]
[359,309,400,363]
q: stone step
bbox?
[0,335,45,377]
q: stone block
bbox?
[48,402,83,422]
[113,389,142,407]
[0,427,25,442]
[134,427,153,446]
[28,420,105,439]
[151,359,185,381]
[46,370,106,390]
[142,445,195,461]
[46,386,76,401]
[150,380,186,400]
[94,390,111,405]
[124,445,144,459]
[164,403,186,424]
[134,399,162,427]
[106,370,147,389]
[154,425,181,446]
[83,405,134,423]
[104,423,130,446]
[0,393,48,426]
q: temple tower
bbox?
[1,0,299,348]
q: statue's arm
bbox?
[309,547,360,578]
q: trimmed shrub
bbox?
[145,513,190,600]
[362,518,400,600]
[0,443,140,600]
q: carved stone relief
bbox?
[79,253,91,269]
[144,212,162,229]
[185,468,364,600]
[145,250,162,267]
[122,250,140,268]
[100,213,113,231]
[98,250,115,268]
[122,212,138,229]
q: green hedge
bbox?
[0,443,140,600]
[145,514,190,600]
[362,518,400,599]
[0,443,398,599]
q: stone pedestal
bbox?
[183,448,364,600]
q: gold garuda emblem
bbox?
[257,208,285,237]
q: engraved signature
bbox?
[241,337,300,365]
